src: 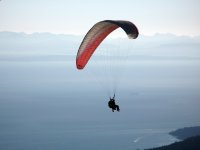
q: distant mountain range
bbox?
[0,31,200,60]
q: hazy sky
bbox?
[0,0,200,36]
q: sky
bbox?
[0,0,200,36]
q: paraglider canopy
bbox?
[76,20,139,69]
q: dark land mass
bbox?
[144,136,200,150]
[169,126,200,140]
[144,126,200,150]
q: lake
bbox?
[0,56,200,150]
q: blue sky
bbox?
[0,0,200,36]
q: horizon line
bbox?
[0,30,200,38]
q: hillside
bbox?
[145,136,200,150]
[169,126,200,140]
[144,126,200,150]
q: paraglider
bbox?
[76,20,139,112]
[108,94,120,112]
[76,20,139,69]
